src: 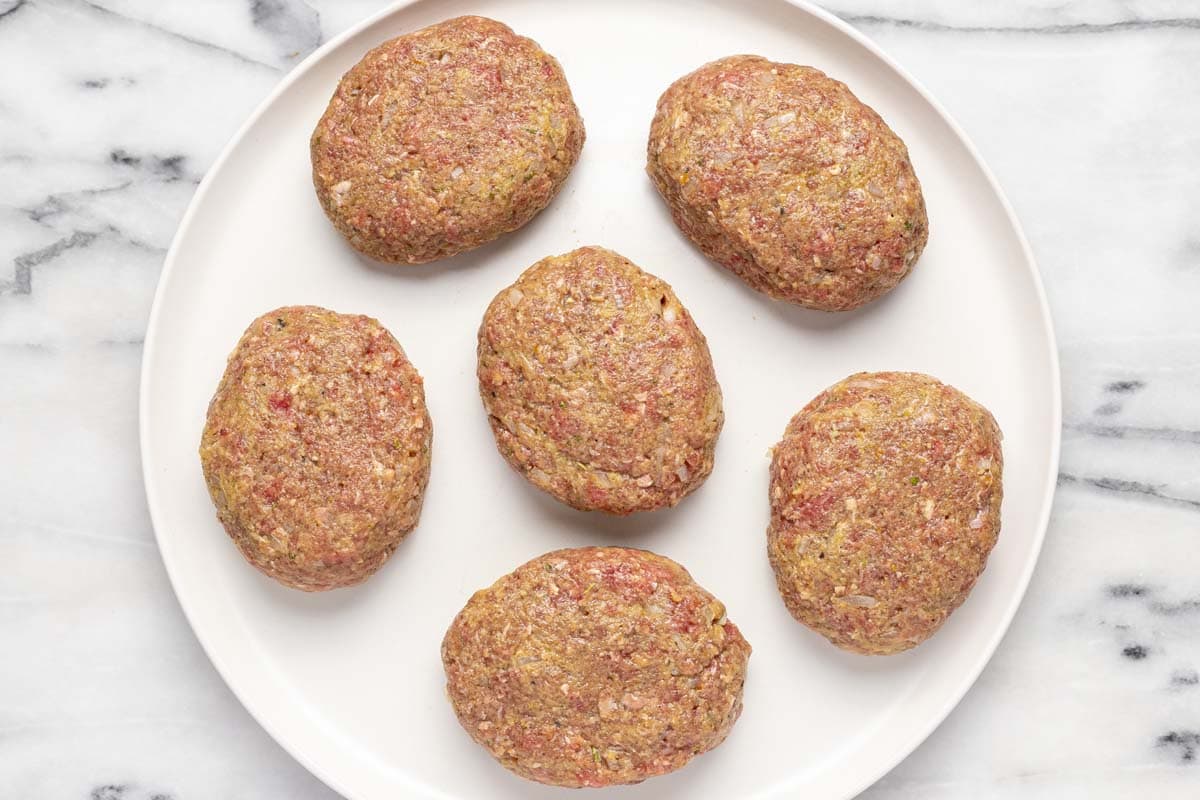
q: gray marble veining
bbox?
[3,1,1199,798]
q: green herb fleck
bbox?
[591,746,601,764]
[904,220,914,232]
[544,563,554,572]
[909,476,920,485]
[523,171,534,183]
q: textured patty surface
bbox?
[478,246,723,514]
[199,306,432,591]
[647,55,928,311]
[768,372,1002,654]
[442,547,751,788]
[311,15,585,264]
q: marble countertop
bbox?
[4,1,1199,797]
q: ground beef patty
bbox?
[647,55,928,311]
[442,547,751,787]
[478,246,723,514]
[311,15,585,264]
[199,306,432,591]
[768,372,1002,654]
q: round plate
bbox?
[139,1,1060,797]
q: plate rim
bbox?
[138,1,1063,797]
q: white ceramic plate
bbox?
[140,1,1060,797]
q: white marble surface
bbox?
[3,1,1198,797]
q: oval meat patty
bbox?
[477,246,723,514]
[768,372,1002,654]
[442,546,751,787]
[311,15,585,264]
[199,306,432,591]
[648,55,928,311]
